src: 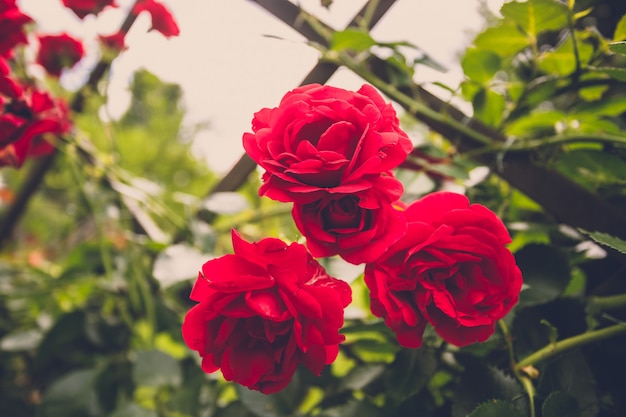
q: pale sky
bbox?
[18,0,504,173]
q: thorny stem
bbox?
[515,323,626,371]
[587,293,626,313]
[464,132,626,157]
[499,320,536,417]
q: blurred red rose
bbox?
[0,77,71,167]
[182,230,351,394]
[98,31,126,52]
[292,185,407,264]
[0,0,32,58]
[62,0,117,19]
[36,33,85,77]
[0,56,22,98]
[243,84,413,204]
[364,192,522,348]
[133,0,180,38]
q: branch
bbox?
[514,323,626,370]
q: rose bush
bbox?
[36,33,85,77]
[292,188,407,264]
[364,191,523,348]
[182,230,351,394]
[62,0,118,19]
[242,83,413,204]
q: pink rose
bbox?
[182,230,351,394]
[243,84,413,204]
[36,33,85,77]
[364,192,523,348]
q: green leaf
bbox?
[556,149,626,189]
[613,14,626,41]
[538,35,594,76]
[331,28,376,52]
[338,363,385,391]
[538,351,599,417]
[132,349,182,387]
[413,53,448,73]
[579,230,626,254]
[474,21,529,56]
[34,311,92,376]
[505,110,566,137]
[512,298,587,358]
[577,95,626,117]
[108,403,158,417]
[542,391,581,417]
[349,337,397,363]
[608,41,626,56]
[317,399,380,417]
[452,357,527,417]
[0,329,42,351]
[235,385,288,417]
[588,66,626,82]
[385,347,437,404]
[501,0,569,36]
[462,48,501,83]
[516,244,572,307]
[472,88,505,127]
[468,400,526,417]
[37,369,102,417]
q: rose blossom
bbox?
[292,185,407,264]
[36,33,85,77]
[243,83,413,204]
[98,31,126,52]
[0,0,33,58]
[0,76,70,167]
[62,0,117,19]
[364,192,523,348]
[182,230,351,394]
[133,0,180,38]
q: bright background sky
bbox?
[18,0,505,173]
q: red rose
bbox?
[364,192,523,348]
[0,0,32,58]
[182,230,351,394]
[243,84,413,204]
[36,33,85,77]
[0,82,70,168]
[292,183,407,264]
[62,0,117,19]
[133,0,180,38]
[0,57,22,98]
[98,31,126,52]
